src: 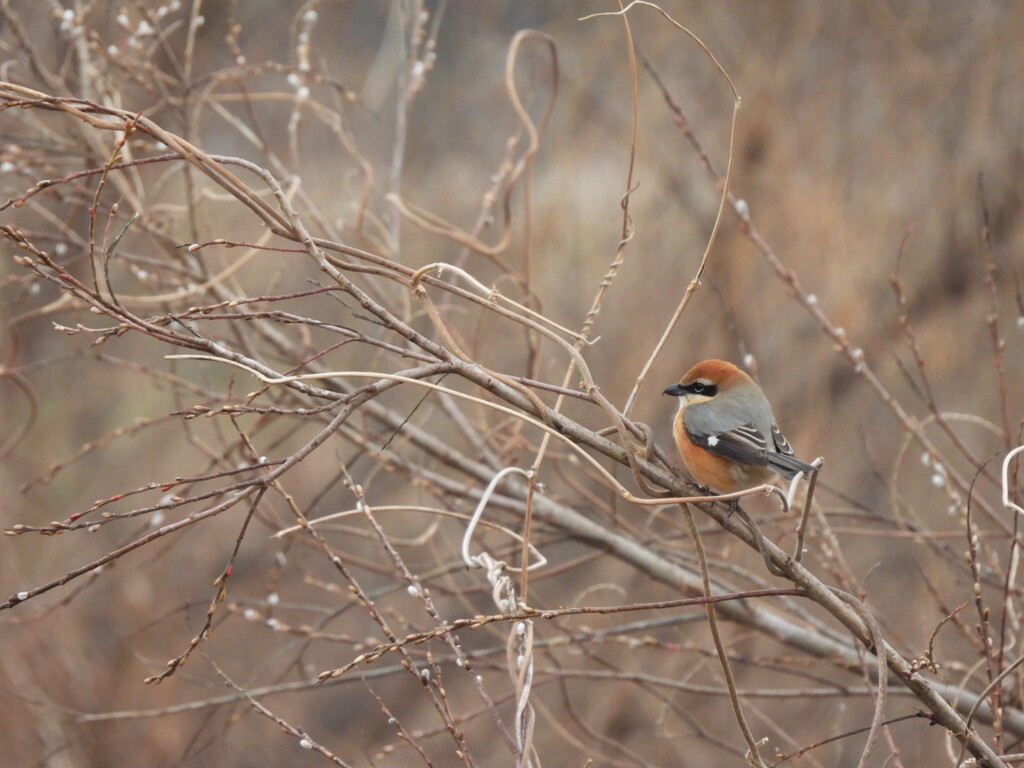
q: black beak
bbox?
[663,384,685,397]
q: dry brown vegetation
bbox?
[2,2,1023,767]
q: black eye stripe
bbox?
[684,381,716,396]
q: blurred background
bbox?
[1,1,1022,766]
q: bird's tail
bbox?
[768,452,818,479]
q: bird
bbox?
[663,359,816,495]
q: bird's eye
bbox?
[691,382,705,394]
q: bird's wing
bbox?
[684,407,818,478]
[683,406,771,468]
[770,425,795,455]
[768,425,818,476]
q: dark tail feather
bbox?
[767,452,818,479]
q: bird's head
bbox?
[662,359,753,405]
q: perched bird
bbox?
[663,359,816,494]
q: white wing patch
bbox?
[706,435,719,447]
